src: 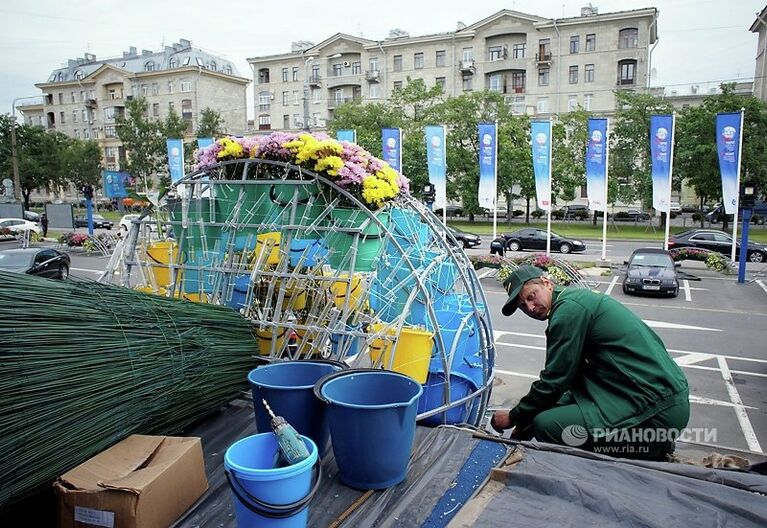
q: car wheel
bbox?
[106,226,112,231]
[748,251,765,263]
[559,242,572,254]
[622,284,630,295]
[59,265,69,280]
[670,288,678,298]
[508,241,521,252]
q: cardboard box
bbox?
[55,435,208,528]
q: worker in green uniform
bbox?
[491,266,689,461]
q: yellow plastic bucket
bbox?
[135,285,167,296]
[283,287,307,311]
[369,324,433,383]
[330,273,366,313]
[255,232,281,266]
[255,326,288,356]
[145,241,180,287]
[295,327,322,357]
[177,291,209,303]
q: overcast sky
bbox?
[1,0,763,119]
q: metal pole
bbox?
[601,118,610,261]
[731,108,745,263]
[738,208,752,283]
[303,55,314,132]
[664,112,677,251]
[546,119,552,255]
[10,95,45,202]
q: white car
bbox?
[670,202,682,213]
[0,218,41,235]
[119,214,157,233]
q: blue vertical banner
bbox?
[477,122,497,210]
[381,128,402,172]
[337,129,356,143]
[531,120,552,211]
[649,115,674,213]
[425,125,447,210]
[102,171,129,198]
[166,138,185,184]
[197,137,214,150]
[716,112,743,214]
[585,118,608,211]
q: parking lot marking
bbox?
[495,368,539,380]
[476,269,496,279]
[717,356,763,453]
[682,279,692,302]
[683,363,767,379]
[757,279,767,295]
[604,276,619,296]
[644,320,721,331]
[494,330,543,341]
[673,352,714,366]
[71,267,102,274]
[689,395,757,410]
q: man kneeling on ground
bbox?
[491,266,689,461]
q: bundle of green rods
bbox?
[0,271,261,507]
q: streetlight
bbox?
[10,94,46,202]
[302,53,342,132]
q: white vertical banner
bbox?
[478,122,498,239]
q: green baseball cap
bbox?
[501,265,544,316]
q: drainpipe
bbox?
[377,41,388,101]
[552,19,561,115]
[647,15,658,93]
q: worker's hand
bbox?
[490,410,513,433]
[510,424,535,441]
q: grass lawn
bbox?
[448,220,767,243]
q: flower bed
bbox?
[669,247,731,273]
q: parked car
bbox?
[447,227,481,249]
[0,247,70,279]
[0,218,41,235]
[622,248,679,297]
[558,204,590,220]
[24,210,41,222]
[433,205,463,217]
[669,202,682,213]
[668,229,766,263]
[705,200,767,223]
[502,228,586,254]
[612,209,652,222]
[483,206,508,218]
[119,214,158,233]
[74,214,113,229]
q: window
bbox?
[509,95,525,114]
[183,57,191,66]
[105,125,116,138]
[82,109,87,122]
[169,57,177,68]
[259,92,271,111]
[151,83,159,96]
[224,65,232,75]
[57,93,63,104]
[370,84,380,98]
[258,115,270,129]
[489,45,504,61]
[435,77,446,91]
[352,61,361,74]
[283,115,290,129]
[332,63,343,76]
[569,65,578,84]
[145,61,155,72]
[537,97,549,114]
[570,36,579,54]
[141,85,148,96]
[108,89,116,100]
[312,89,321,103]
[512,71,526,92]
[74,129,81,139]
[538,67,550,86]
[281,68,288,82]
[80,91,86,102]
[293,90,300,105]
[584,93,593,111]
[619,28,639,49]
[618,59,637,85]
[393,55,402,72]
[488,73,502,92]
[93,129,99,139]
[311,64,320,81]
[196,57,204,67]
[369,57,379,71]
[538,39,550,60]
[71,92,76,103]
[436,50,446,67]
[462,48,473,62]
[181,80,192,91]
[59,111,65,124]
[414,53,424,69]
[312,112,321,127]
[513,43,526,59]
[292,67,299,81]
[293,114,301,127]
[209,60,217,71]
[568,95,578,111]
[168,82,174,93]
[393,81,403,92]
[282,91,289,105]
[585,33,596,52]
[152,103,160,116]
[168,101,175,113]
[585,64,594,83]
[72,110,78,123]
[75,70,84,80]
[462,74,473,91]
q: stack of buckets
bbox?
[224,361,423,527]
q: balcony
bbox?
[85,98,97,109]
[309,74,322,87]
[328,96,361,108]
[616,77,636,87]
[365,70,380,82]
[459,60,475,74]
[535,52,552,64]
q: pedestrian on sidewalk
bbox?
[40,213,49,238]
[491,265,689,461]
[490,236,506,256]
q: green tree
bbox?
[196,108,225,138]
[61,138,102,192]
[498,115,532,224]
[116,97,165,192]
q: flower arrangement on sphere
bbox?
[495,253,581,286]
[193,132,409,210]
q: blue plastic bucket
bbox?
[316,370,423,489]
[289,238,328,268]
[224,274,251,310]
[416,371,479,426]
[183,251,218,294]
[329,326,362,359]
[248,361,345,455]
[224,433,319,528]
[428,296,481,372]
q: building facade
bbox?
[247,6,657,131]
[21,39,249,172]
[750,6,767,102]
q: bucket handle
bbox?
[313,368,393,403]
[225,458,322,519]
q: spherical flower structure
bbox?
[193,132,409,210]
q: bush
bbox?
[614,211,630,220]
[531,210,544,218]
[551,209,565,220]
[669,211,679,219]
[692,212,704,222]
[513,209,524,217]
[752,214,762,225]
[574,210,589,220]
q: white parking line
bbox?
[717,356,763,453]
[604,276,619,296]
[682,279,692,302]
[757,280,767,295]
[71,267,102,274]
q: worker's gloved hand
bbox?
[490,410,513,433]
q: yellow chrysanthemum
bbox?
[216,137,244,159]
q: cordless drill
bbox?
[262,398,310,467]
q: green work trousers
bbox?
[532,400,690,461]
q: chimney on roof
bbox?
[387,28,409,39]
[84,53,96,62]
[68,59,77,68]
[581,5,598,16]
[178,38,191,48]
[457,21,466,30]
[141,49,153,56]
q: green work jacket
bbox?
[510,286,689,433]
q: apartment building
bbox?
[751,6,767,102]
[247,6,657,131]
[21,39,249,171]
